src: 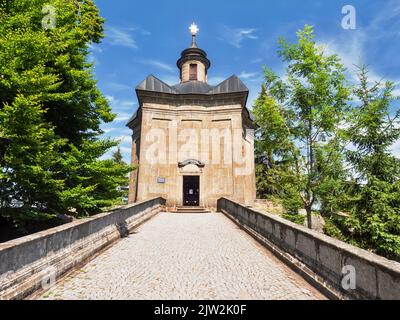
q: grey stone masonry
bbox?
[0,198,166,300]
[218,198,400,300]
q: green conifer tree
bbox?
[0,0,132,229]
[346,66,400,258]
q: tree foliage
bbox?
[255,25,400,259]
[344,66,400,258]
[112,146,124,165]
[255,25,350,228]
[0,0,132,228]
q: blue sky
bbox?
[90,0,400,162]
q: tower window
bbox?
[189,64,198,80]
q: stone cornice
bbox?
[136,90,248,108]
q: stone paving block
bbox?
[38,213,325,300]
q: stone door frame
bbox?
[177,159,205,207]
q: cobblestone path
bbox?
[38,212,326,300]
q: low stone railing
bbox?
[0,198,165,300]
[218,198,400,300]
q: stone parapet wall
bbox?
[0,198,165,300]
[218,198,400,300]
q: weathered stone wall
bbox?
[0,198,165,300]
[218,198,400,300]
[128,121,141,204]
[135,103,256,210]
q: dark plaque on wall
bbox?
[157,177,166,184]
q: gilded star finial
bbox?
[189,23,199,36]
[189,23,199,48]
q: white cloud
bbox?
[317,21,400,159]
[102,126,132,137]
[114,112,131,122]
[105,82,132,92]
[318,31,365,83]
[106,26,138,49]
[319,0,400,85]
[87,52,100,67]
[87,44,103,53]
[114,135,131,143]
[120,100,136,108]
[105,95,116,104]
[391,140,400,159]
[392,87,400,97]
[251,58,263,64]
[219,26,258,48]
[106,95,136,110]
[318,33,400,87]
[142,60,175,73]
[238,71,260,80]
[102,127,119,134]
[139,29,152,36]
[368,0,400,34]
[120,146,132,154]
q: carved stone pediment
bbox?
[178,159,205,168]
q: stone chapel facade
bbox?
[127,25,256,210]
